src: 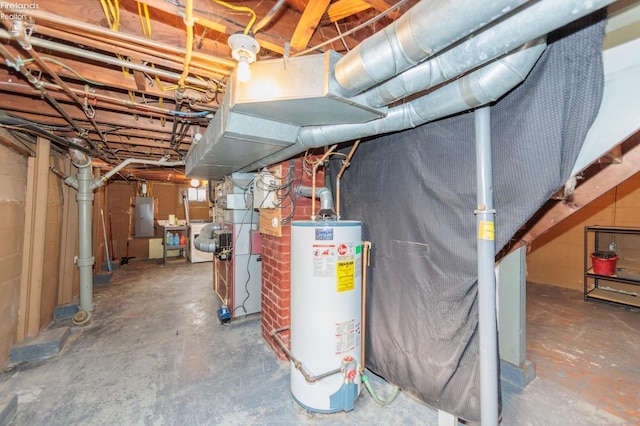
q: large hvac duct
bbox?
[332,0,530,97]
[189,0,616,180]
[239,39,546,172]
[351,0,618,108]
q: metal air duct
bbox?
[332,0,530,97]
[185,51,386,179]
[188,0,615,179]
[351,0,618,107]
[239,39,546,172]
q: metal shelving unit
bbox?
[163,225,188,265]
[584,226,640,308]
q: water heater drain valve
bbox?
[341,355,358,383]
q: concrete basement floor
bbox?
[0,260,634,425]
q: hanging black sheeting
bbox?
[328,12,605,422]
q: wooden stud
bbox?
[57,156,79,305]
[17,137,50,339]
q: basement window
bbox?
[187,187,207,203]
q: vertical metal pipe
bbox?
[311,145,337,220]
[76,164,95,314]
[474,106,499,425]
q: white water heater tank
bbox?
[290,220,362,413]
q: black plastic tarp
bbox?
[329,13,606,422]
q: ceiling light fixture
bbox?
[190,178,201,187]
[228,33,260,83]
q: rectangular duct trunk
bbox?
[230,51,386,126]
[185,90,300,179]
[186,51,387,179]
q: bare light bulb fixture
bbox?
[228,33,260,83]
[236,56,251,83]
[190,178,200,188]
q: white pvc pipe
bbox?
[99,158,186,184]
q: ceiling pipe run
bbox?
[352,0,613,108]
[6,20,117,160]
[0,42,103,156]
[98,158,186,186]
[59,152,186,325]
[1,80,199,118]
[332,0,530,98]
[0,29,212,91]
[240,39,546,172]
[17,8,235,71]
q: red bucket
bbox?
[591,252,618,276]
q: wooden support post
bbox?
[57,156,79,305]
[17,137,50,338]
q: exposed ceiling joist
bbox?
[0,0,413,181]
[290,0,332,52]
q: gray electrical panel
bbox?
[134,197,155,237]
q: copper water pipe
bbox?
[336,139,360,219]
[360,241,371,373]
[311,144,337,219]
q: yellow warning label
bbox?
[478,221,495,241]
[336,260,355,292]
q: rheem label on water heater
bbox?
[336,243,356,292]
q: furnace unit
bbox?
[213,173,262,319]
